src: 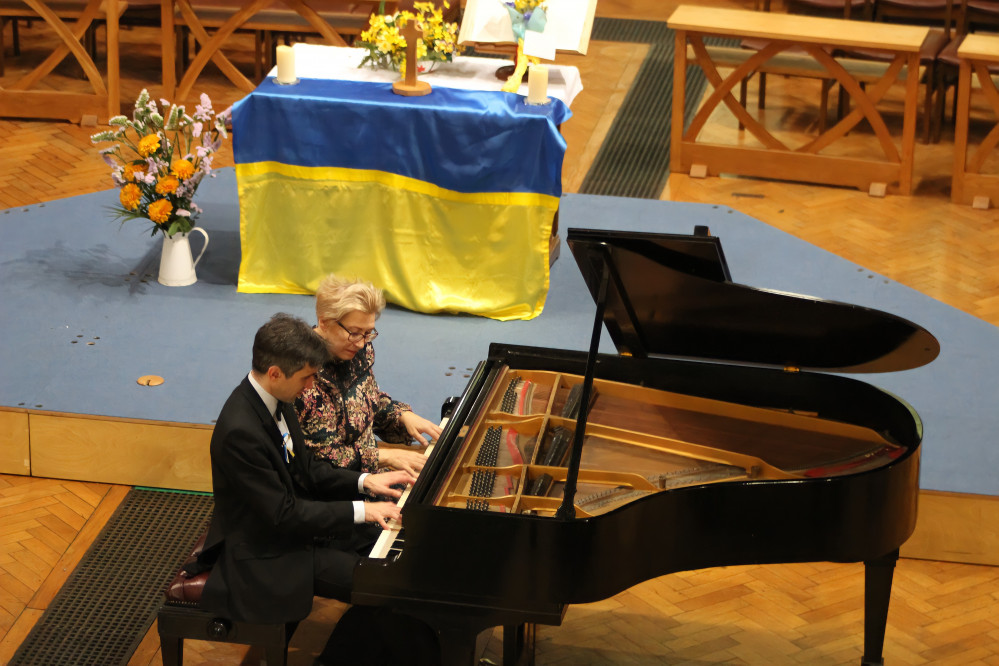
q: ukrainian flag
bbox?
[232,77,572,320]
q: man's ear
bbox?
[267,365,284,382]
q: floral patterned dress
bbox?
[294,343,412,474]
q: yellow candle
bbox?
[276,45,296,84]
[527,64,549,105]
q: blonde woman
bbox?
[295,274,441,479]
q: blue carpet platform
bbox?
[2,169,996,516]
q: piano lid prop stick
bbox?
[555,254,611,520]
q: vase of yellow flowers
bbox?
[357,1,462,73]
[90,89,228,286]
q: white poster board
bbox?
[457,0,598,55]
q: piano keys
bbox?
[355,227,939,666]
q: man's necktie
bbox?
[274,402,294,462]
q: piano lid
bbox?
[567,227,940,373]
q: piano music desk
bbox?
[667,5,929,195]
[951,33,999,208]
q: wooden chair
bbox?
[835,0,957,143]
[931,0,999,140]
[739,0,873,129]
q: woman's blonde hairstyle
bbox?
[315,274,386,323]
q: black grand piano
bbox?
[353,227,939,665]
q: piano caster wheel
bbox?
[207,618,231,640]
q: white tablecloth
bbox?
[271,43,583,107]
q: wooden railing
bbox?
[161,0,394,100]
[0,0,122,123]
[667,4,929,196]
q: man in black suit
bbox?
[199,312,417,645]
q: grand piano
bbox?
[353,227,940,665]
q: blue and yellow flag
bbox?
[232,77,572,320]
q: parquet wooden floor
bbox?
[2,0,999,663]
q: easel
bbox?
[392,20,431,96]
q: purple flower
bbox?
[194,93,214,122]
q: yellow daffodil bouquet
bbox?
[357,1,462,73]
[90,89,229,238]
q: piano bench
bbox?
[157,533,289,666]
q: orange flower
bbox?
[148,198,173,223]
[123,162,146,182]
[155,175,179,195]
[119,183,142,210]
[171,158,195,180]
[138,134,161,157]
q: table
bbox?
[0,0,120,122]
[667,5,929,195]
[232,45,581,320]
[951,33,999,208]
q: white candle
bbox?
[276,45,296,84]
[527,64,549,105]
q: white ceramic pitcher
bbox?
[158,227,209,287]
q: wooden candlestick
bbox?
[392,19,432,96]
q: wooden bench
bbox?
[669,4,930,195]
[0,0,122,122]
[157,531,289,666]
[162,0,394,99]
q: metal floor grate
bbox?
[580,18,730,199]
[10,489,214,666]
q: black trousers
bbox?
[317,605,441,666]
[313,523,381,603]
[312,525,440,665]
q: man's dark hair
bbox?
[251,313,328,376]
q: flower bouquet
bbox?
[90,89,229,238]
[357,1,462,73]
[504,0,548,38]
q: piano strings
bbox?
[464,425,533,511]
[437,367,906,519]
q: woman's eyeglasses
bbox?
[336,319,378,343]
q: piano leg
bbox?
[502,623,536,666]
[860,548,899,666]
[437,627,479,666]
